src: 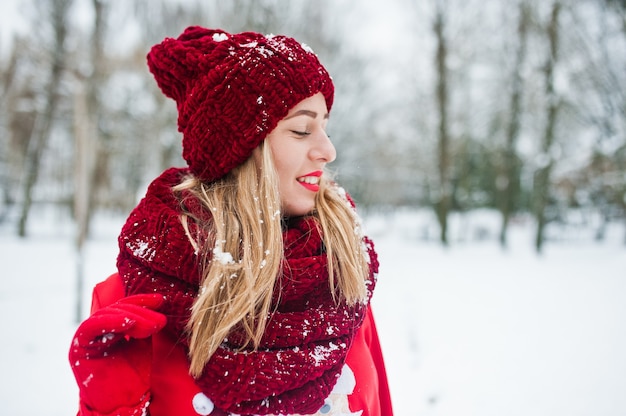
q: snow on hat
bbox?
[147,26,335,182]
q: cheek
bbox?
[271,147,298,184]
[273,160,292,188]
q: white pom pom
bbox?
[192,392,215,415]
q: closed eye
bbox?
[290,130,311,137]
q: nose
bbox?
[311,130,336,163]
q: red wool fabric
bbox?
[116,168,379,415]
[147,26,335,182]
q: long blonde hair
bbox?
[174,141,370,378]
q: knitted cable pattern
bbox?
[147,27,334,182]
[117,168,379,415]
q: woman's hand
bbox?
[69,294,167,415]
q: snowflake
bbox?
[212,33,228,42]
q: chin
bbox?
[283,202,315,217]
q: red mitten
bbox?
[69,294,167,415]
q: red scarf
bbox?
[117,168,379,415]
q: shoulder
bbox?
[146,167,191,200]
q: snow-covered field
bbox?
[0,208,624,415]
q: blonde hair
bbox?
[174,142,369,378]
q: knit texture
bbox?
[116,168,379,415]
[147,26,335,182]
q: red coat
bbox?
[90,274,393,416]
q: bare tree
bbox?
[73,74,93,321]
[81,0,110,236]
[17,0,72,237]
[498,1,531,247]
[0,37,22,221]
[534,1,562,253]
[72,0,108,321]
[433,0,452,245]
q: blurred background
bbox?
[0,0,625,415]
[1,0,624,251]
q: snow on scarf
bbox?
[116,167,379,415]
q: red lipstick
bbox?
[296,171,322,192]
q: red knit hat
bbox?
[147,26,335,182]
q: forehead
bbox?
[285,93,329,118]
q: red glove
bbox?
[69,294,167,416]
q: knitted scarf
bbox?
[116,168,379,415]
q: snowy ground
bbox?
[0,207,625,415]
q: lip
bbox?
[301,171,322,178]
[296,171,323,192]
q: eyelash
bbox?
[291,130,311,137]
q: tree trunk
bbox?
[17,0,71,237]
[434,0,451,245]
[499,1,530,248]
[534,1,562,253]
[0,41,21,220]
[73,77,92,322]
[72,0,107,321]
[83,0,107,238]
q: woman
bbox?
[69,26,393,416]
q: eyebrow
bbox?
[284,110,330,120]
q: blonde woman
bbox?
[69,26,393,416]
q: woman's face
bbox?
[264,92,336,217]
